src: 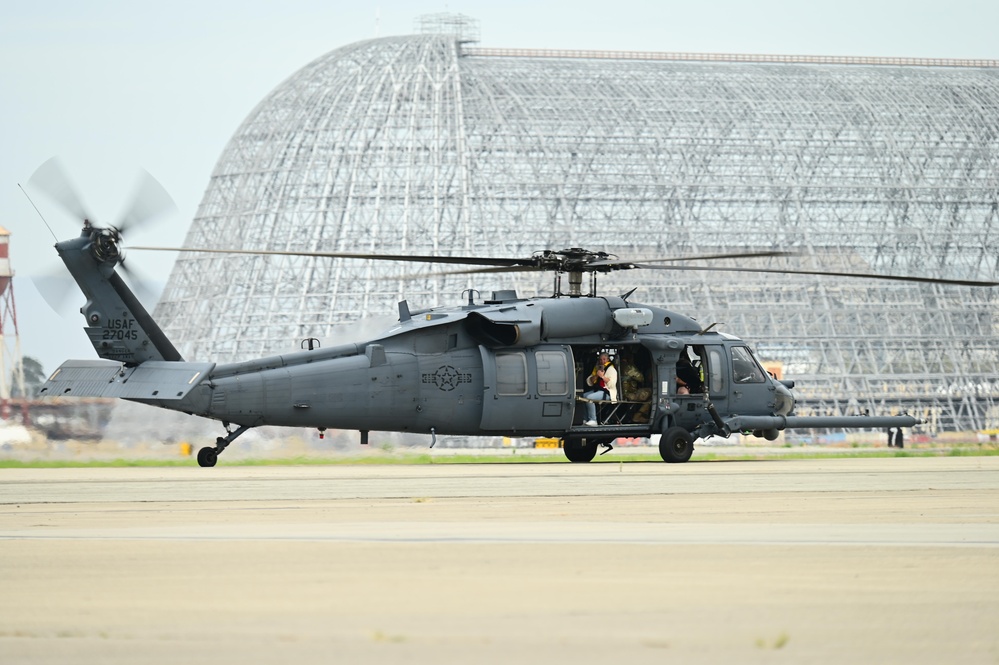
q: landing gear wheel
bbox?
[197,447,218,468]
[564,438,598,463]
[660,426,693,463]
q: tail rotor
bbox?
[25,157,177,309]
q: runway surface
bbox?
[2,456,998,663]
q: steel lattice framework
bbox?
[155,34,999,432]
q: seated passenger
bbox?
[582,351,617,426]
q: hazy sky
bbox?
[3,0,998,374]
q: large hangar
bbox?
[155,27,999,432]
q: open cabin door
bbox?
[673,343,729,431]
[479,345,574,432]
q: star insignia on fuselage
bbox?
[433,365,460,391]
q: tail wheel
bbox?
[660,426,693,463]
[196,447,218,467]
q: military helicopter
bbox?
[28,161,998,466]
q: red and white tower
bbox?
[0,226,26,414]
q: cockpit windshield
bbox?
[731,346,766,383]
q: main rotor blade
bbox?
[385,265,542,281]
[128,245,997,286]
[392,251,799,279]
[127,246,795,269]
[633,263,999,287]
[26,156,90,222]
[116,169,178,234]
[628,250,796,264]
[394,257,999,287]
[127,246,538,267]
[586,250,796,271]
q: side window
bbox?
[496,351,528,396]
[707,347,726,394]
[536,351,569,396]
[731,346,766,383]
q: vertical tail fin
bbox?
[57,225,183,365]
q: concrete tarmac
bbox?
[1,456,998,664]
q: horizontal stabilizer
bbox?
[39,359,215,401]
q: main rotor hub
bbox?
[532,248,617,297]
[534,248,614,273]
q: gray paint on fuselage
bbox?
[131,296,706,436]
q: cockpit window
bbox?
[706,347,725,394]
[731,346,766,383]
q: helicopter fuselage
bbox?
[39,227,921,465]
[130,292,800,443]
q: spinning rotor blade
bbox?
[405,260,999,287]
[386,265,540,281]
[585,250,795,270]
[116,169,178,234]
[127,246,538,268]
[30,246,161,314]
[26,158,174,311]
[117,257,161,307]
[126,247,791,269]
[633,263,999,287]
[31,272,79,316]
[26,156,91,223]
[126,245,997,288]
[389,251,798,279]
[622,250,796,264]
[26,158,178,241]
